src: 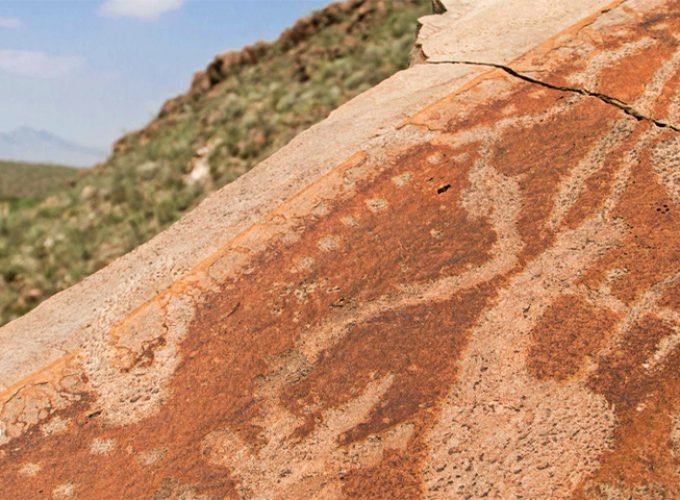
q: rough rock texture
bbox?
[1,0,679,498]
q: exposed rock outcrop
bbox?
[1,0,678,497]
[115,0,403,156]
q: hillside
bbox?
[0,0,429,325]
[0,160,77,200]
[0,0,677,497]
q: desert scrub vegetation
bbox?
[0,161,77,200]
[0,0,430,325]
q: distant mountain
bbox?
[0,127,107,167]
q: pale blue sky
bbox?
[0,0,331,150]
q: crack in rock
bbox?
[429,60,680,132]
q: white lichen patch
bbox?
[290,256,315,274]
[19,462,41,477]
[340,215,359,227]
[41,416,70,437]
[90,437,116,455]
[311,202,331,218]
[281,229,302,246]
[317,235,340,252]
[452,152,470,164]
[294,282,318,304]
[427,152,444,165]
[391,172,412,187]
[52,483,75,499]
[136,447,167,467]
[430,228,444,239]
[365,198,388,213]
[605,268,628,283]
[501,103,518,116]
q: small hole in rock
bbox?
[437,184,451,194]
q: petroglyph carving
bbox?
[202,375,410,499]
[1,1,679,497]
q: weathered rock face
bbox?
[0,0,678,498]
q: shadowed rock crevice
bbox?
[428,60,680,132]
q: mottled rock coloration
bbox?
[1,0,678,498]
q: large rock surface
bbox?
[1,0,678,497]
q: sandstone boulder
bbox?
[0,0,678,497]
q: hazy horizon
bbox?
[0,126,108,167]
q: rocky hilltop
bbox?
[0,0,678,497]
